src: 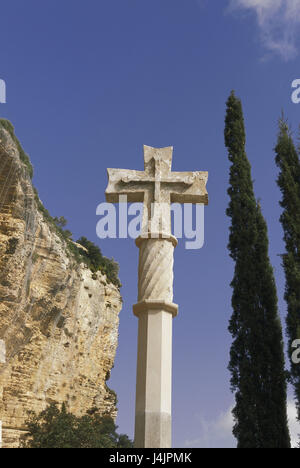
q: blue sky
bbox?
[1,0,300,448]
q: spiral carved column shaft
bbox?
[137,236,176,303]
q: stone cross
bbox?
[106,145,208,448]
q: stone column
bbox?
[105,145,208,448]
[133,234,178,448]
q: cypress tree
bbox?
[225,91,290,448]
[275,118,300,424]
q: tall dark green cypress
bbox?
[275,119,300,424]
[225,92,290,448]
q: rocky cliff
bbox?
[0,121,122,448]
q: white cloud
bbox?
[184,406,235,448]
[229,0,300,60]
[184,399,299,448]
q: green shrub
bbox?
[21,403,133,449]
[34,201,121,288]
[77,237,121,289]
[6,237,18,255]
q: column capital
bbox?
[133,300,178,318]
[135,233,178,248]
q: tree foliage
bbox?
[53,216,68,229]
[22,403,133,449]
[225,92,290,448]
[275,118,300,424]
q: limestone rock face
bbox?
[0,124,122,448]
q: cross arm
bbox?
[106,168,146,203]
[169,171,208,205]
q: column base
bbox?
[134,411,171,448]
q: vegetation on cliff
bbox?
[0,119,121,289]
[0,119,34,179]
[77,237,121,288]
[22,403,133,448]
[32,202,121,288]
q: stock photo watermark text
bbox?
[0,79,6,104]
[292,339,300,364]
[96,196,205,250]
[291,79,300,104]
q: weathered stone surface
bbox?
[106,145,208,235]
[0,125,122,448]
[136,236,176,303]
